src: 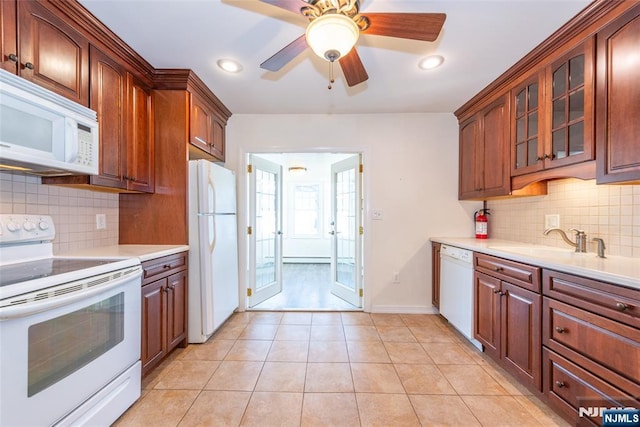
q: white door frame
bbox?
[237,148,370,312]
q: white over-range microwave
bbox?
[0,69,99,176]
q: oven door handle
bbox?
[0,268,142,320]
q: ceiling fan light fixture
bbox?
[217,58,243,73]
[418,55,444,70]
[288,166,307,175]
[306,14,359,62]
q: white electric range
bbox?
[0,214,142,426]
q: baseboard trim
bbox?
[370,305,438,314]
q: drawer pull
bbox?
[616,302,629,312]
[163,264,171,269]
[555,381,565,388]
[493,267,503,272]
[555,326,566,333]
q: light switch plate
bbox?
[545,214,560,229]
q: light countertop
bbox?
[430,237,639,291]
[57,244,189,262]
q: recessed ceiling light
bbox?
[418,55,444,70]
[217,59,243,73]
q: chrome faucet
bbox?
[543,227,587,253]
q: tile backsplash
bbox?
[488,179,640,257]
[0,172,118,254]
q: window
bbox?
[291,184,321,237]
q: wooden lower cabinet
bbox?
[540,269,640,426]
[474,270,542,390]
[141,252,188,376]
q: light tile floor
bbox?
[114,312,570,427]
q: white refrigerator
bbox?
[188,159,239,343]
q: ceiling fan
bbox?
[258,0,446,88]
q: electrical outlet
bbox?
[96,213,106,230]
[545,214,560,229]
[372,210,383,220]
[392,272,400,283]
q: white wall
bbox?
[226,113,481,313]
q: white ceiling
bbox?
[78,0,591,115]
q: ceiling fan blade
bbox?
[361,13,446,42]
[339,48,369,87]
[260,35,308,72]
[258,0,309,15]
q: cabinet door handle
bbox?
[8,53,18,63]
[555,326,565,333]
[24,62,34,70]
[555,381,565,388]
[616,302,629,312]
[493,289,501,294]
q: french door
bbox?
[330,154,363,307]
[247,155,283,307]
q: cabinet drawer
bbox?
[142,252,187,282]
[474,253,540,292]
[543,297,640,388]
[543,348,639,427]
[543,269,640,328]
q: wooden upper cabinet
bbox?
[89,45,128,190]
[545,40,594,170]
[126,73,154,193]
[596,3,640,184]
[44,46,154,193]
[0,0,17,73]
[511,41,594,178]
[511,72,545,176]
[17,1,89,106]
[189,90,225,161]
[459,94,510,200]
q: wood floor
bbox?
[252,263,359,310]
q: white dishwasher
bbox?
[439,244,483,350]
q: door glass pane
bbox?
[28,293,125,397]
[569,89,584,122]
[527,138,538,166]
[516,117,525,142]
[336,168,356,290]
[528,83,538,109]
[515,143,525,169]
[569,55,584,89]
[553,64,566,97]
[527,112,538,137]
[256,169,276,289]
[515,90,525,116]
[553,98,566,128]
[569,122,584,155]
[553,130,566,159]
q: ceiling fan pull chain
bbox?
[328,60,335,90]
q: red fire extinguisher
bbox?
[475,209,490,239]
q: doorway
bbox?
[246,152,364,310]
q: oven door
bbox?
[0,267,141,427]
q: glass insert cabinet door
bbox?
[547,40,594,168]
[512,73,542,175]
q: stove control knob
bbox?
[39,221,49,230]
[23,221,36,231]
[7,221,20,232]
